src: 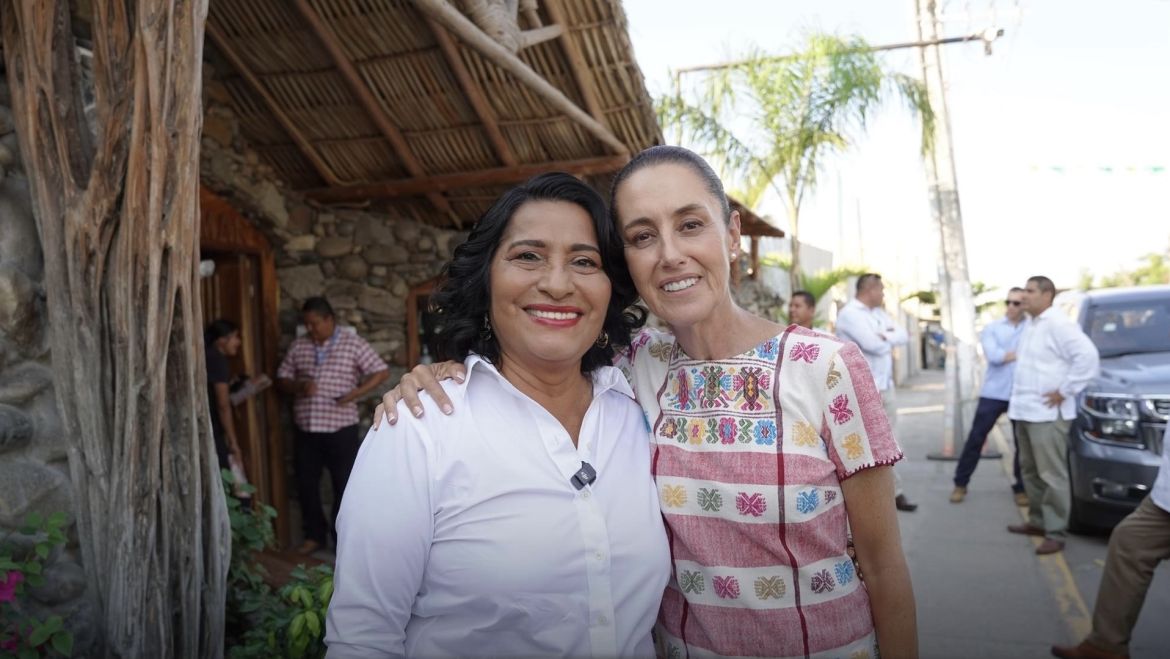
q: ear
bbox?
[727,210,742,249]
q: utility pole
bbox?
[916,0,981,459]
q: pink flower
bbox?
[0,570,24,603]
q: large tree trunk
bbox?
[2,2,228,657]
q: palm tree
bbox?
[659,33,935,289]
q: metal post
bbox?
[917,0,981,461]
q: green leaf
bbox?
[36,543,50,560]
[51,630,74,656]
[46,511,68,528]
[24,561,42,575]
[24,512,44,529]
[19,648,38,659]
[289,612,305,639]
[29,621,55,647]
[304,610,320,637]
[317,579,333,606]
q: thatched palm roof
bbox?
[204,0,782,236]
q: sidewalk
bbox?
[893,369,1080,659]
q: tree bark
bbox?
[2,2,228,657]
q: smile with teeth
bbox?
[527,309,581,320]
[662,277,699,293]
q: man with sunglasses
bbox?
[951,287,1029,504]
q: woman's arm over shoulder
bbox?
[325,414,444,657]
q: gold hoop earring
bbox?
[595,331,610,348]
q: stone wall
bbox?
[200,71,465,388]
[0,76,98,653]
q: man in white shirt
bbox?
[1051,424,1170,659]
[835,273,917,511]
[1007,275,1100,555]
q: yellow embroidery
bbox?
[661,485,688,508]
[826,358,842,389]
[842,433,864,460]
[649,341,672,361]
[754,576,786,600]
[849,650,871,659]
[793,421,819,447]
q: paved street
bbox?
[894,370,1170,659]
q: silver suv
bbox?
[1066,285,1170,531]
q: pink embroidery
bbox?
[789,342,821,363]
[736,492,767,517]
[830,394,854,425]
[713,575,741,599]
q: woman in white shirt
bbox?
[324,173,671,658]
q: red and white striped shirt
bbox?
[618,326,902,659]
[277,329,388,433]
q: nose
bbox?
[656,233,686,269]
[537,262,574,299]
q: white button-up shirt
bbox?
[835,298,909,391]
[325,355,670,658]
[1152,424,1170,513]
[1008,307,1100,422]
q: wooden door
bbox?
[198,187,288,544]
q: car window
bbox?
[1086,298,1170,357]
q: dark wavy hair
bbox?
[204,319,238,345]
[609,145,732,224]
[427,172,646,373]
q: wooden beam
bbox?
[750,237,760,281]
[427,20,518,167]
[292,0,460,227]
[205,22,345,188]
[542,0,607,128]
[411,0,628,157]
[303,154,629,203]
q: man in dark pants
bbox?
[277,297,389,554]
[951,287,1028,504]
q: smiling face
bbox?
[612,163,741,330]
[489,200,612,374]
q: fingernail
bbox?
[412,406,423,417]
[441,404,453,415]
[388,413,396,424]
[454,374,465,382]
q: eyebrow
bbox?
[506,239,600,254]
[623,203,711,229]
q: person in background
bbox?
[1007,275,1099,555]
[277,297,390,555]
[205,319,247,477]
[788,289,817,330]
[325,173,669,658]
[951,287,1029,505]
[1051,424,1170,659]
[835,273,918,512]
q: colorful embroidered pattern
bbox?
[826,358,842,389]
[754,576,786,600]
[789,342,821,363]
[679,570,705,594]
[842,433,864,460]
[697,365,732,409]
[718,417,737,444]
[810,569,836,594]
[713,576,741,599]
[830,394,854,425]
[697,487,723,512]
[793,420,819,447]
[754,419,777,446]
[661,485,688,508]
[734,366,769,411]
[736,492,767,517]
[796,489,820,515]
[834,561,855,586]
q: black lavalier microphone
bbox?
[570,462,597,490]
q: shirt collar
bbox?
[463,353,636,402]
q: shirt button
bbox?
[594,550,604,561]
[581,490,591,499]
[598,615,609,626]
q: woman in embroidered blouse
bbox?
[324,173,670,658]
[378,148,918,659]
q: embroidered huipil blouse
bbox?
[617,326,903,659]
[325,355,670,658]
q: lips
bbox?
[525,305,584,326]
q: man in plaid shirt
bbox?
[277,296,389,554]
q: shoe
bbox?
[295,539,321,555]
[895,494,918,512]
[1007,523,1045,536]
[1014,491,1030,507]
[1036,538,1066,555]
[949,486,967,503]
[1051,641,1128,659]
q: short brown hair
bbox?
[856,273,882,295]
